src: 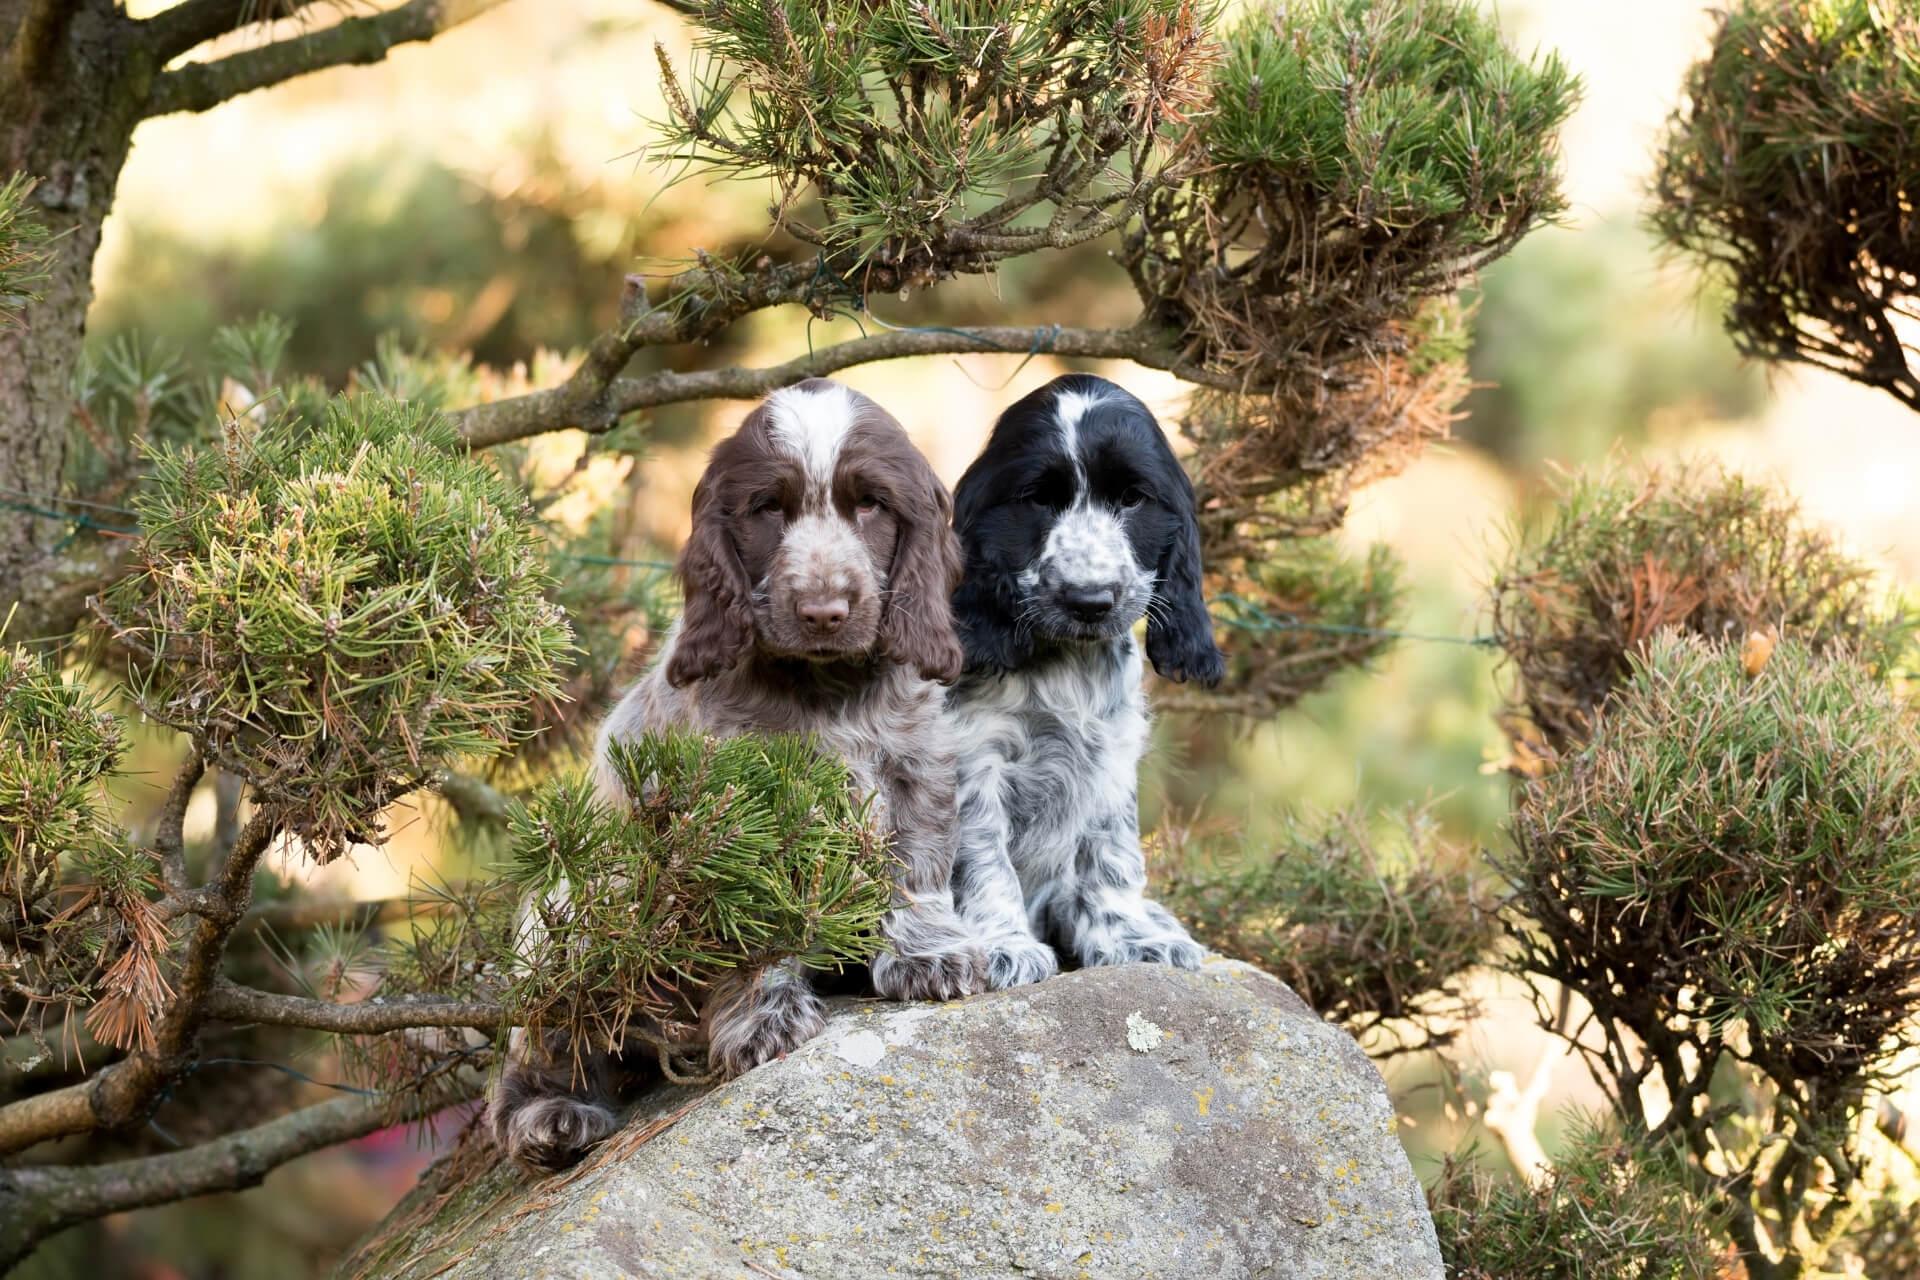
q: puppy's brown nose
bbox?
[797,597,850,636]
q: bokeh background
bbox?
[35,0,1920,1274]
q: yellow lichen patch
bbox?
[1044,1203,1064,1213]
[1193,1087,1214,1117]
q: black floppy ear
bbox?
[951,565,1032,676]
[665,472,754,688]
[881,467,965,684]
[949,467,1034,676]
[1145,487,1225,686]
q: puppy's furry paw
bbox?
[1137,936,1208,970]
[1079,933,1209,971]
[490,1091,619,1174]
[982,933,1059,989]
[704,966,828,1078]
[871,942,989,1002]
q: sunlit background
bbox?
[39,1,1920,1274]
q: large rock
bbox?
[343,961,1440,1279]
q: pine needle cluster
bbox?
[1131,0,1574,389]
[1651,0,1920,411]
[1501,634,1920,1271]
[96,397,573,861]
[1158,809,1494,1055]
[1489,465,1911,754]
[0,646,168,1051]
[0,174,52,327]
[657,0,1220,289]
[1432,1118,1730,1280]
[503,731,894,1070]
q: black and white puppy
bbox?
[946,374,1224,989]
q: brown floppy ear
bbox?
[881,462,965,684]
[665,471,754,688]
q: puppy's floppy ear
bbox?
[666,470,754,687]
[949,466,1035,676]
[880,456,966,684]
[1146,476,1226,687]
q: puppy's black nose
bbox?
[797,596,850,635]
[1060,585,1118,623]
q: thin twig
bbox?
[205,980,504,1035]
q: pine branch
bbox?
[205,980,503,1033]
[138,0,330,63]
[145,0,512,117]
[455,317,1223,450]
[0,1087,476,1268]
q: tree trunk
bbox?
[0,1,147,636]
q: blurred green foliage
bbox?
[1460,221,1766,465]
[90,145,654,384]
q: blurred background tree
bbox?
[1,1,1917,1278]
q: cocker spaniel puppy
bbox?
[490,379,985,1171]
[946,374,1224,989]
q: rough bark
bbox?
[0,0,149,637]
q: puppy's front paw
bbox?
[1079,931,1210,972]
[493,1094,619,1174]
[983,933,1059,989]
[1151,937,1208,971]
[705,973,827,1078]
[871,944,988,1002]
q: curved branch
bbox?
[0,1087,476,1268]
[146,0,513,118]
[454,319,1225,450]
[205,981,503,1034]
[138,0,329,63]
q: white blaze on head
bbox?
[1050,388,1107,465]
[765,381,860,496]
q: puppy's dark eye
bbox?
[1020,471,1074,511]
[855,494,882,515]
[749,495,783,517]
[1120,486,1149,509]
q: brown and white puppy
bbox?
[489,379,986,1172]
